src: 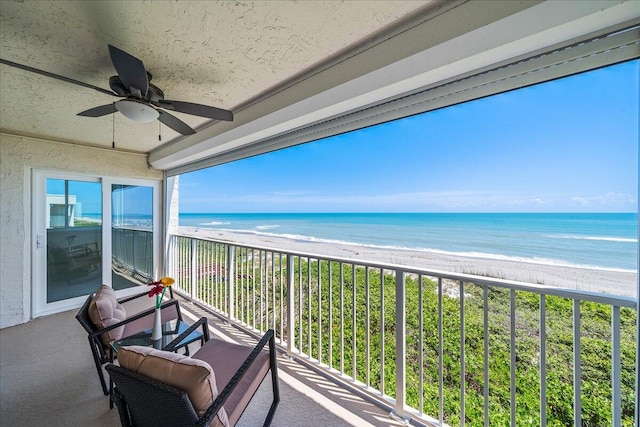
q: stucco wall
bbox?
[0,133,163,328]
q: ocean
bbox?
[179,213,638,272]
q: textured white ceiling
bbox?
[0,0,427,153]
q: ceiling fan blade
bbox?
[108,45,148,97]
[157,110,196,135]
[78,103,117,117]
[0,58,118,97]
[153,100,233,121]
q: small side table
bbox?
[110,318,205,354]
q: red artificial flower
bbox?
[148,284,164,297]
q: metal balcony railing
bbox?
[112,227,153,283]
[167,232,638,427]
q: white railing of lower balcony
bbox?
[167,232,638,427]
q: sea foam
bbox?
[547,234,637,243]
[214,227,637,273]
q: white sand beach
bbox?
[177,227,638,298]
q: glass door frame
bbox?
[32,170,162,318]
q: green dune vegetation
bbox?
[187,246,637,426]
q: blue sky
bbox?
[47,181,152,216]
[182,59,637,213]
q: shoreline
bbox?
[177,227,638,298]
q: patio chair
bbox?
[105,329,280,427]
[76,284,180,395]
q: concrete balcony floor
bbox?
[0,295,406,427]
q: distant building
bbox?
[46,194,79,228]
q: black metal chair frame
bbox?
[108,316,211,409]
[75,287,181,396]
[106,329,280,427]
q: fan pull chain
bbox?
[158,120,162,141]
[112,103,115,149]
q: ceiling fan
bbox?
[0,45,233,136]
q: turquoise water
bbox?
[179,213,638,272]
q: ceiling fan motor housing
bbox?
[109,76,165,102]
[108,76,127,96]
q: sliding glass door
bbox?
[44,177,103,303]
[33,171,161,317]
[111,184,155,290]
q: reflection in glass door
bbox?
[111,184,154,290]
[46,179,102,302]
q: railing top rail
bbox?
[112,225,153,232]
[169,231,638,308]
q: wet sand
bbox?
[177,227,638,298]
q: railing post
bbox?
[573,300,582,427]
[170,235,176,281]
[394,269,407,423]
[190,238,197,300]
[635,201,640,427]
[286,254,295,357]
[612,306,621,427]
[227,244,235,320]
[540,294,547,427]
[166,234,173,280]
[510,289,516,426]
[145,230,153,281]
[132,229,138,277]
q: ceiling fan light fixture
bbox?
[115,99,158,122]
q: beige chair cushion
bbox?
[88,285,127,344]
[118,346,230,427]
